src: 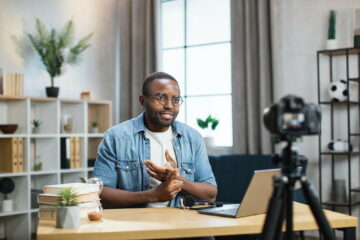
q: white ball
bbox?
[328,80,349,102]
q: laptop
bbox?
[198,168,280,218]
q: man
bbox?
[93,72,217,208]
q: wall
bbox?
[271,0,360,235]
[0,0,119,122]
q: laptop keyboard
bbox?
[215,207,238,216]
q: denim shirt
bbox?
[93,113,217,207]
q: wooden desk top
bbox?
[37,202,357,240]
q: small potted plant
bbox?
[326,10,337,50]
[31,119,42,134]
[91,121,99,133]
[56,188,80,228]
[0,178,15,212]
[197,115,219,148]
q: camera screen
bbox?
[282,113,305,130]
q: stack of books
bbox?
[0,70,24,96]
[37,183,101,220]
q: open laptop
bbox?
[198,168,280,218]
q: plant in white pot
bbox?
[326,10,337,50]
[56,187,80,229]
[0,178,15,212]
[27,18,93,98]
[197,115,219,149]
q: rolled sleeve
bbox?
[194,138,217,186]
[93,131,118,188]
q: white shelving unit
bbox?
[0,95,112,240]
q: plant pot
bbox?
[32,128,40,134]
[91,127,99,133]
[56,206,80,229]
[203,137,214,149]
[2,199,13,212]
[326,39,338,50]
[46,87,59,98]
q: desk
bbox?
[37,202,357,240]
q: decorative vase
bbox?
[326,39,338,50]
[56,206,80,228]
[203,137,214,149]
[91,127,99,133]
[2,199,13,212]
[46,87,59,98]
[32,128,40,134]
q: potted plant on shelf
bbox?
[31,119,42,134]
[27,18,93,98]
[90,121,99,133]
[326,10,337,50]
[56,188,80,229]
[197,115,219,149]
[0,178,15,212]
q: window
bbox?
[160,0,232,147]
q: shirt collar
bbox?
[133,112,183,137]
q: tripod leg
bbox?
[301,177,335,240]
[285,183,295,240]
[261,176,285,240]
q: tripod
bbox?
[261,139,335,240]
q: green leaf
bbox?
[197,119,208,129]
[211,119,219,130]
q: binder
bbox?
[17,138,23,172]
[60,137,70,169]
[74,137,81,168]
[0,138,20,173]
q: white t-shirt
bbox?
[144,126,177,207]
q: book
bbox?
[37,191,99,205]
[43,183,100,195]
[38,202,100,220]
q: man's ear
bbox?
[139,95,145,106]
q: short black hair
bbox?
[142,72,178,95]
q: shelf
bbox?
[0,134,28,138]
[322,200,360,207]
[318,47,360,56]
[0,96,112,240]
[30,170,58,175]
[87,133,104,138]
[350,187,360,192]
[319,101,360,105]
[0,172,27,177]
[320,152,360,155]
[30,134,58,138]
[0,210,29,217]
[60,168,86,173]
[60,133,85,138]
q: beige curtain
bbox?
[231,0,273,154]
[119,0,158,122]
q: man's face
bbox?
[140,79,181,132]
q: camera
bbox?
[263,95,321,137]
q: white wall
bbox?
[271,0,360,234]
[0,0,119,117]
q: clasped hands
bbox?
[144,150,183,202]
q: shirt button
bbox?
[125,166,129,169]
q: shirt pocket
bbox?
[181,161,195,181]
[115,160,140,190]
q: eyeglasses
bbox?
[148,93,184,106]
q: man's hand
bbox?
[150,169,183,202]
[144,150,178,182]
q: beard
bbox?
[145,108,178,129]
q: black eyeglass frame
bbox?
[146,93,184,106]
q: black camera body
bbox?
[263,95,321,137]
